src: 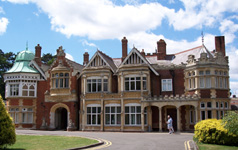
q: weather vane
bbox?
[201,31,204,45]
[26,41,28,50]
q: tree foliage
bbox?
[0,94,16,148]
[0,49,16,99]
[41,53,56,65]
[222,111,238,135]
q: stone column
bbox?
[177,107,181,131]
[82,99,86,131]
[159,107,162,132]
[148,106,152,132]
[100,99,104,131]
[195,107,198,123]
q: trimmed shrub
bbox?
[0,95,16,148]
[222,111,238,135]
[194,119,238,146]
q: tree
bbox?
[222,111,238,135]
[0,94,16,148]
[41,53,56,65]
[0,49,16,99]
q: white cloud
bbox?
[66,53,74,61]
[126,32,215,54]
[219,19,238,44]
[0,17,9,35]
[0,7,5,14]
[82,40,97,47]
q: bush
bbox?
[194,119,238,146]
[222,111,238,135]
[0,94,16,148]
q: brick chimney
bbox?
[215,36,225,56]
[83,52,89,65]
[157,39,166,60]
[35,44,42,67]
[122,37,128,61]
[141,49,145,57]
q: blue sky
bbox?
[0,0,238,95]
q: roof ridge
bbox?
[175,45,202,55]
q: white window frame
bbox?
[9,108,19,123]
[216,102,219,109]
[22,108,33,124]
[190,110,196,124]
[199,77,205,88]
[200,102,205,109]
[125,76,142,91]
[161,79,172,92]
[205,77,211,88]
[207,102,212,108]
[225,102,228,109]
[201,111,206,120]
[9,84,19,96]
[125,103,141,126]
[86,104,101,125]
[105,104,121,126]
[87,77,108,93]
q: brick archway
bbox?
[49,103,70,129]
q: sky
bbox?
[0,0,238,96]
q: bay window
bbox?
[52,73,69,88]
[10,84,19,96]
[125,104,147,125]
[87,77,108,93]
[125,76,147,91]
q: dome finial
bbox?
[26,41,28,50]
[201,31,204,45]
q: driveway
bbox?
[16,130,194,150]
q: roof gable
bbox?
[117,48,159,76]
[84,50,117,73]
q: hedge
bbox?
[194,119,238,146]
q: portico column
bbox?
[100,99,104,131]
[195,106,198,123]
[148,106,152,132]
[177,107,181,131]
[159,107,162,132]
[82,99,86,131]
[121,98,124,131]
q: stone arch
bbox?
[49,103,70,129]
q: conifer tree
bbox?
[0,94,16,148]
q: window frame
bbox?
[161,79,172,92]
[105,104,121,126]
[86,104,101,126]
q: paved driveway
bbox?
[16,130,194,150]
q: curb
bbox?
[184,140,198,150]
[67,141,104,150]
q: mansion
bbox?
[4,36,230,132]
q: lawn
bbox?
[197,143,238,150]
[6,135,98,150]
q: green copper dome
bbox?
[6,49,38,74]
[15,50,35,62]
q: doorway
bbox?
[151,106,159,131]
[55,107,68,130]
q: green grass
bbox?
[5,135,98,150]
[197,143,238,150]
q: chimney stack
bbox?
[35,44,42,66]
[141,49,145,57]
[83,52,89,65]
[215,36,225,56]
[121,37,128,61]
[157,39,166,60]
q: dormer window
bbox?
[52,73,69,89]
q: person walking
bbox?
[167,115,174,134]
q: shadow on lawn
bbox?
[5,149,25,150]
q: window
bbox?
[219,77,223,88]
[22,84,35,97]
[125,104,146,125]
[220,111,224,118]
[225,102,228,109]
[207,102,212,108]
[9,108,19,123]
[52,73,69,88]
[205,70,210,75]
[216,110,220,119]
[201,111,206,120]
[216,102,219,108]
[200,102,205,109]
[224,78,228,88]
[103,79,108,92]
[215,77,219,88]
[10,84,19,96]
[199,77,204,88]
[87,78,108,93]
[199,71,204,75]
[87,105,101,125]
[105,104,121,125]
[220,102,224,108]
[162,79,172,91]
[22,108,33,123]
[207,110,212,119]
[206,77,211,88]
[125,76,147,91]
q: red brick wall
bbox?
[216,89,229,98]
[150,71,160,96]
[174,69,185,95]
[9,99,19,106]
[23,99,33,106]
[180,106,186,131]
[200,89,211,98]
